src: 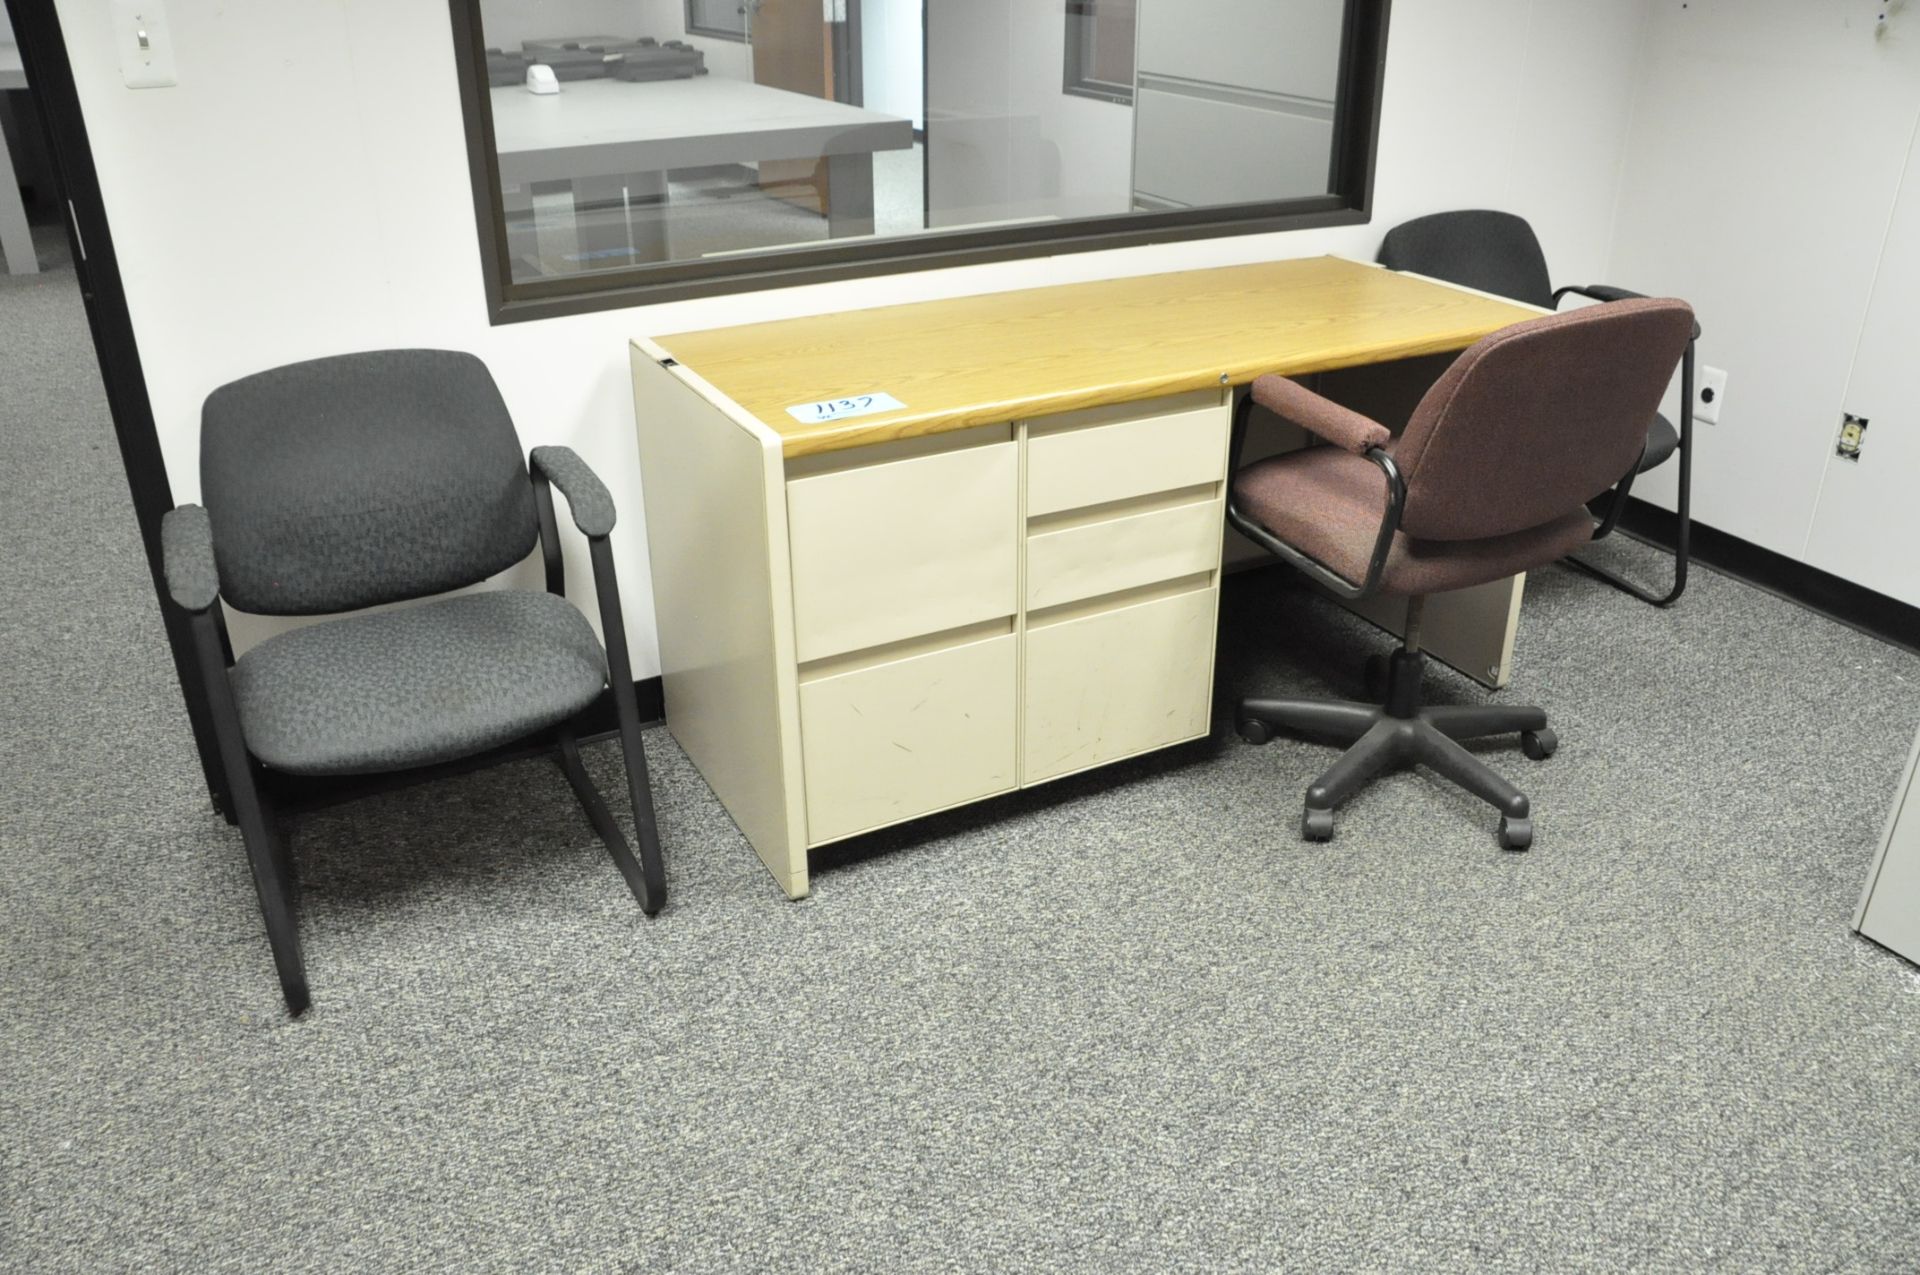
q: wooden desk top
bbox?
[647,256,1541,459]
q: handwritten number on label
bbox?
[786,392,905,424]
[815,397,874,420]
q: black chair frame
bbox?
[1553,284,1698,607]
[175,461,665,1017]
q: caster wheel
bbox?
[1238,718,1273,745]
[1498,816,1532,851]
[1302,807,1335,842]
[1364,653,1389,699]
[1521,728,1557,761]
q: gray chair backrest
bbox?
[199,349,538,615]
[1391,300,1694,542]
[1377,210,1554,310]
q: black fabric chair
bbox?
[1377,209,1700,606]
[161,349,665,1015]
[1230,301,1696,848]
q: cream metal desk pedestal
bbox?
[631,256,1542,898]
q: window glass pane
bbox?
[475,0,1351,286]
[687,0,748,39]
[1089,7,1135,87]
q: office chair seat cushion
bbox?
[1639,412,1680,473]
[1234,447,1595,596]
[230,590,608,776]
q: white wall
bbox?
[1800,119,1920,604]
[861,0,922,128]
[1605,0,1920,565]
[51,0,1652,674]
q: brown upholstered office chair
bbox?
[1229,299,1695,849]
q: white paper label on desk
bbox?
[787,393,905,425]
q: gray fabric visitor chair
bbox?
[1229,300,1695,849]
[1377,209,1701,606]
[160,349,665,1016]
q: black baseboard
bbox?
[253,677,664,818]
[1616,497,1920,653]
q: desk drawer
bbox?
[1023,584,1217,785]
[787,439,1019,663]
[1026,497,1221,611]
[801,632,1017,844]
[1026,393,1229,516]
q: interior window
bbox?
[1064,0,1137,105]
[460,0,1384,312]
[686,0,750,41]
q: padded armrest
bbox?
[530,446,616,538]
[1566,283,1644,304]
[1557,284,1702,339]
[1251,374,1392,456]
[161,504,221,613]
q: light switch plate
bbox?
[111,0,177,89]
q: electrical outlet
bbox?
[111,0,177,89]
[1837,414,1868,461]
[1694,364,1728,425]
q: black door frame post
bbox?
[4,0,232,815]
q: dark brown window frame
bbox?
[450,0,1391,326]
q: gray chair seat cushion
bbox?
[1639,411,1680,473]
[230,590,608,777]
[1234,446,1595,597]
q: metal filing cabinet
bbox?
[1856,729,1920,965]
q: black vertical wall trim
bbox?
[447,0,509,332]
[4,0,232,814]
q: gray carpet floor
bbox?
[5,251,1920,1273]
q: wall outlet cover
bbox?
[1837,414,1868,461]
[1694,364,1729,425]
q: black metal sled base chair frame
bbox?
[1555,282,1697,608]
[161,350,665,1016]
[1378,210,1701,607]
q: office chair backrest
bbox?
[1391,300,1694,542]
[200,349,539,615]
[1376,210,1553,309]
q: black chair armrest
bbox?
[1555,283,1643,305]
[162,505,221,613]
[1554,284,1703,339]
[530,446,616,538]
